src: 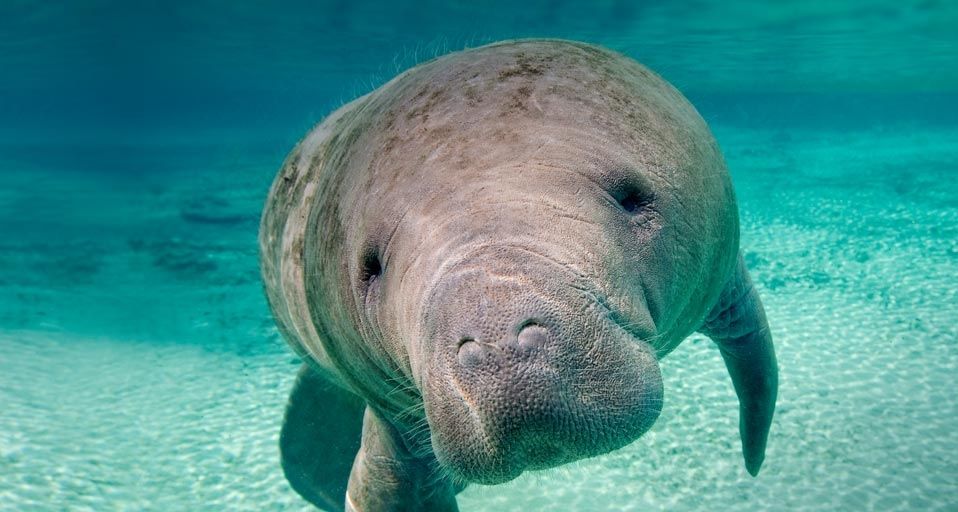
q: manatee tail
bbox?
[281,363,365,511]
[699,252,778,476]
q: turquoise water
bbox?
[2,1,957,510]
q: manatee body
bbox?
[260,39,777,511]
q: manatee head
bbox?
[330,40,738,485]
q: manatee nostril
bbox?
[457,338,486,367]
[517,322,549,351]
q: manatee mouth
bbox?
[425,310,663,485]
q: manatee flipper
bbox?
[346,407,459,512]
[700,252,778,476]
[281,364,365,511]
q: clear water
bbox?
[2,1,957,510]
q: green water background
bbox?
[1,1,956,510]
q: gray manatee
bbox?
[259,39,777,511]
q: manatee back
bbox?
[259,95,369,379]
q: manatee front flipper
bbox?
[346,407,459,512]
[700,252,778,476]
[281,364,365,511]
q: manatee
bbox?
[259,39,777,511]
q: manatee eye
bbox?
[615,185,654,214]
[360,250,383,285]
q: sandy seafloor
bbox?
[1,119,956,511]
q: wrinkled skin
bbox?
[260,39,777,511]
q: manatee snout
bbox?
[421,255,664,484]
